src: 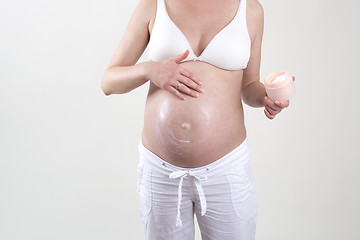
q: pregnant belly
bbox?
[142,63,247,167]
[154,93,225,148]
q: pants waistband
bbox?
[137,136,250,178]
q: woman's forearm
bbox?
[100,61,154,95]
[241,81,267,108]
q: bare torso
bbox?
[142,0,255,168]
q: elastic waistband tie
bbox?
[169,169,208,227]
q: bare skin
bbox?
[101,0,293,167]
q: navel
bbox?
[180,122,191,130]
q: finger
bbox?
[179,67,202,85]
[174,50,190,64]
[178,75,203,93]
[265,104,280,115]
[274,100,289,108]
[264,96,281,111]
[292,75,295,81]
[165,85,186,100]
[264,108,275,120]
[177,82,199,98]
[264,108,275,119]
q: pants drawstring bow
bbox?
[169,169,208,227]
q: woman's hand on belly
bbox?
[146,50,203,100]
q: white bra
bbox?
[148,0,251,71]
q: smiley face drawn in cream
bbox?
[153,96,230,154]
[169,127,191,144]
[155,100,194,150]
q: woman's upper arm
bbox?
[105,0,155,70]
[241,0,264,90]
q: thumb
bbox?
[174,49,189,64]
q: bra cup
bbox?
[200,25,251,70]
[148,14,189,62]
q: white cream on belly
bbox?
[154,99,215,152]
[171,122,192,143]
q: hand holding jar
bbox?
[263,71,296,120]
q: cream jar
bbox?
[264,70,296,101]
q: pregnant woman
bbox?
[101,0,293,239]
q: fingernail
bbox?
[275,101,280,105]
[199,88,204,93]
[195,93,199,97]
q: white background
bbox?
[1,0,359,239]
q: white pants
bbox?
[137,137,257,240]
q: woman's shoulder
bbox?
[247,0,264,19]
[134,0,157,21]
